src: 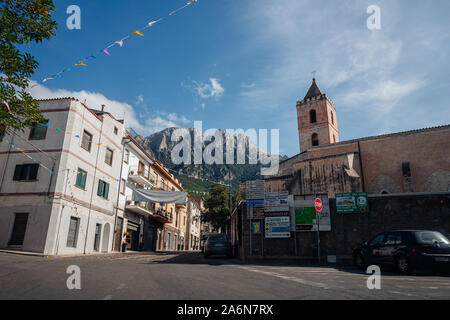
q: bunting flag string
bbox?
[30,0,200,89]
[1,137,53,174]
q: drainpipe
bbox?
[112,137,132,252]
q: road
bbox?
[0,251,449,300]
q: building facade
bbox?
[0,98,125,255]
[266,79,450,197]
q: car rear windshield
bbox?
[208,234,228,241]
[414,231,450,245]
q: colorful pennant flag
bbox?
[2,100,10,112]
[102,48,111,56]
[131,30,144,37]
[75,61,87,66]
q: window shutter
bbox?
[29,164,39,180]
[81,171,87,189]
[104,182,109,199]
[13,165,23,181]
[97,180,103,197]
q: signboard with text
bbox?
[292,197,331,232]
[336,192,369,214]
[265,217,290,238]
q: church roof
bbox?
[304,78,323,100]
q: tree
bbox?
[202,183,241,232]
[0,0,57,135]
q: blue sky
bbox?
[28,0,450,157]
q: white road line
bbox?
[389,291,415,297]
[116,283,126,290]
[237,266,329,289]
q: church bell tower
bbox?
[296,78,339,153]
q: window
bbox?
[331,111,334,125]
[160,179,165,190]
[66,217,80,248]
[114,126,118,135]
[310,109,317,123]
[124,149,129,164]
[385,232,402,245]
[81,130,93,152]
[105,148,113,166]
[369,233,386,246]
[311,133,319,147]
[121,179,126,194]
[13,164,39,181]
[97,180,110,199]
[29,121,48,140]
[75,168,87,189]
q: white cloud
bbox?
[193,78,225,100]
[29,81,190,136]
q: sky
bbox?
[27,0,450,157]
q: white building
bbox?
[115,131,156,252]
[0,98,125,255]
[187,194,202,250]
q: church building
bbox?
[265,79,450,196]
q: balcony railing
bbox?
[128,165,155,187]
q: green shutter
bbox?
[76,169,87,189]
[13,165,23,181]
[97,180,103,197]
[29,164,39,180]
[104,182,109,199]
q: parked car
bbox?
[353,230,450,274]
[204,234,233,258]
[200,232,215,253]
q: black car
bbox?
[204,234,233,258]
[353,230,450,273]
[200,232,215,253]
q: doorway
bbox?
[101,223,110,253]
[9,213,29,246]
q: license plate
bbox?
[435,257,450,262]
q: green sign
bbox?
[336,192,369,214]
[295,207,316,225]
[252,221,261,234]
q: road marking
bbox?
[389,291,415,297]
[116,284,126,290]
[237,266,329,289]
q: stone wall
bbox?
[237,193,450,262]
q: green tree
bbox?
[202,184,241,232]
[202,184,230,231]
[0,0,57,135]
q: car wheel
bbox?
[354,253,366,269]
[396,255,411,274]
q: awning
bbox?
[131,187,187,205]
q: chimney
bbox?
[101,104,105,112]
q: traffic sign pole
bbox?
[314,198,323,265]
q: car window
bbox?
[414,231,450,245]
[385,232,402,245]
[369,233,385,246]
[208,234,228,241]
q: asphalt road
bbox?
[0,251,449,300]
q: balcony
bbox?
[125,200,153,216]
[128,166,155,187]
[149,209,173,224]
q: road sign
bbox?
[336,192,369,214]
[265,217,290,238]
[314,198,323,212]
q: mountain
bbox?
[133,127,288,193]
